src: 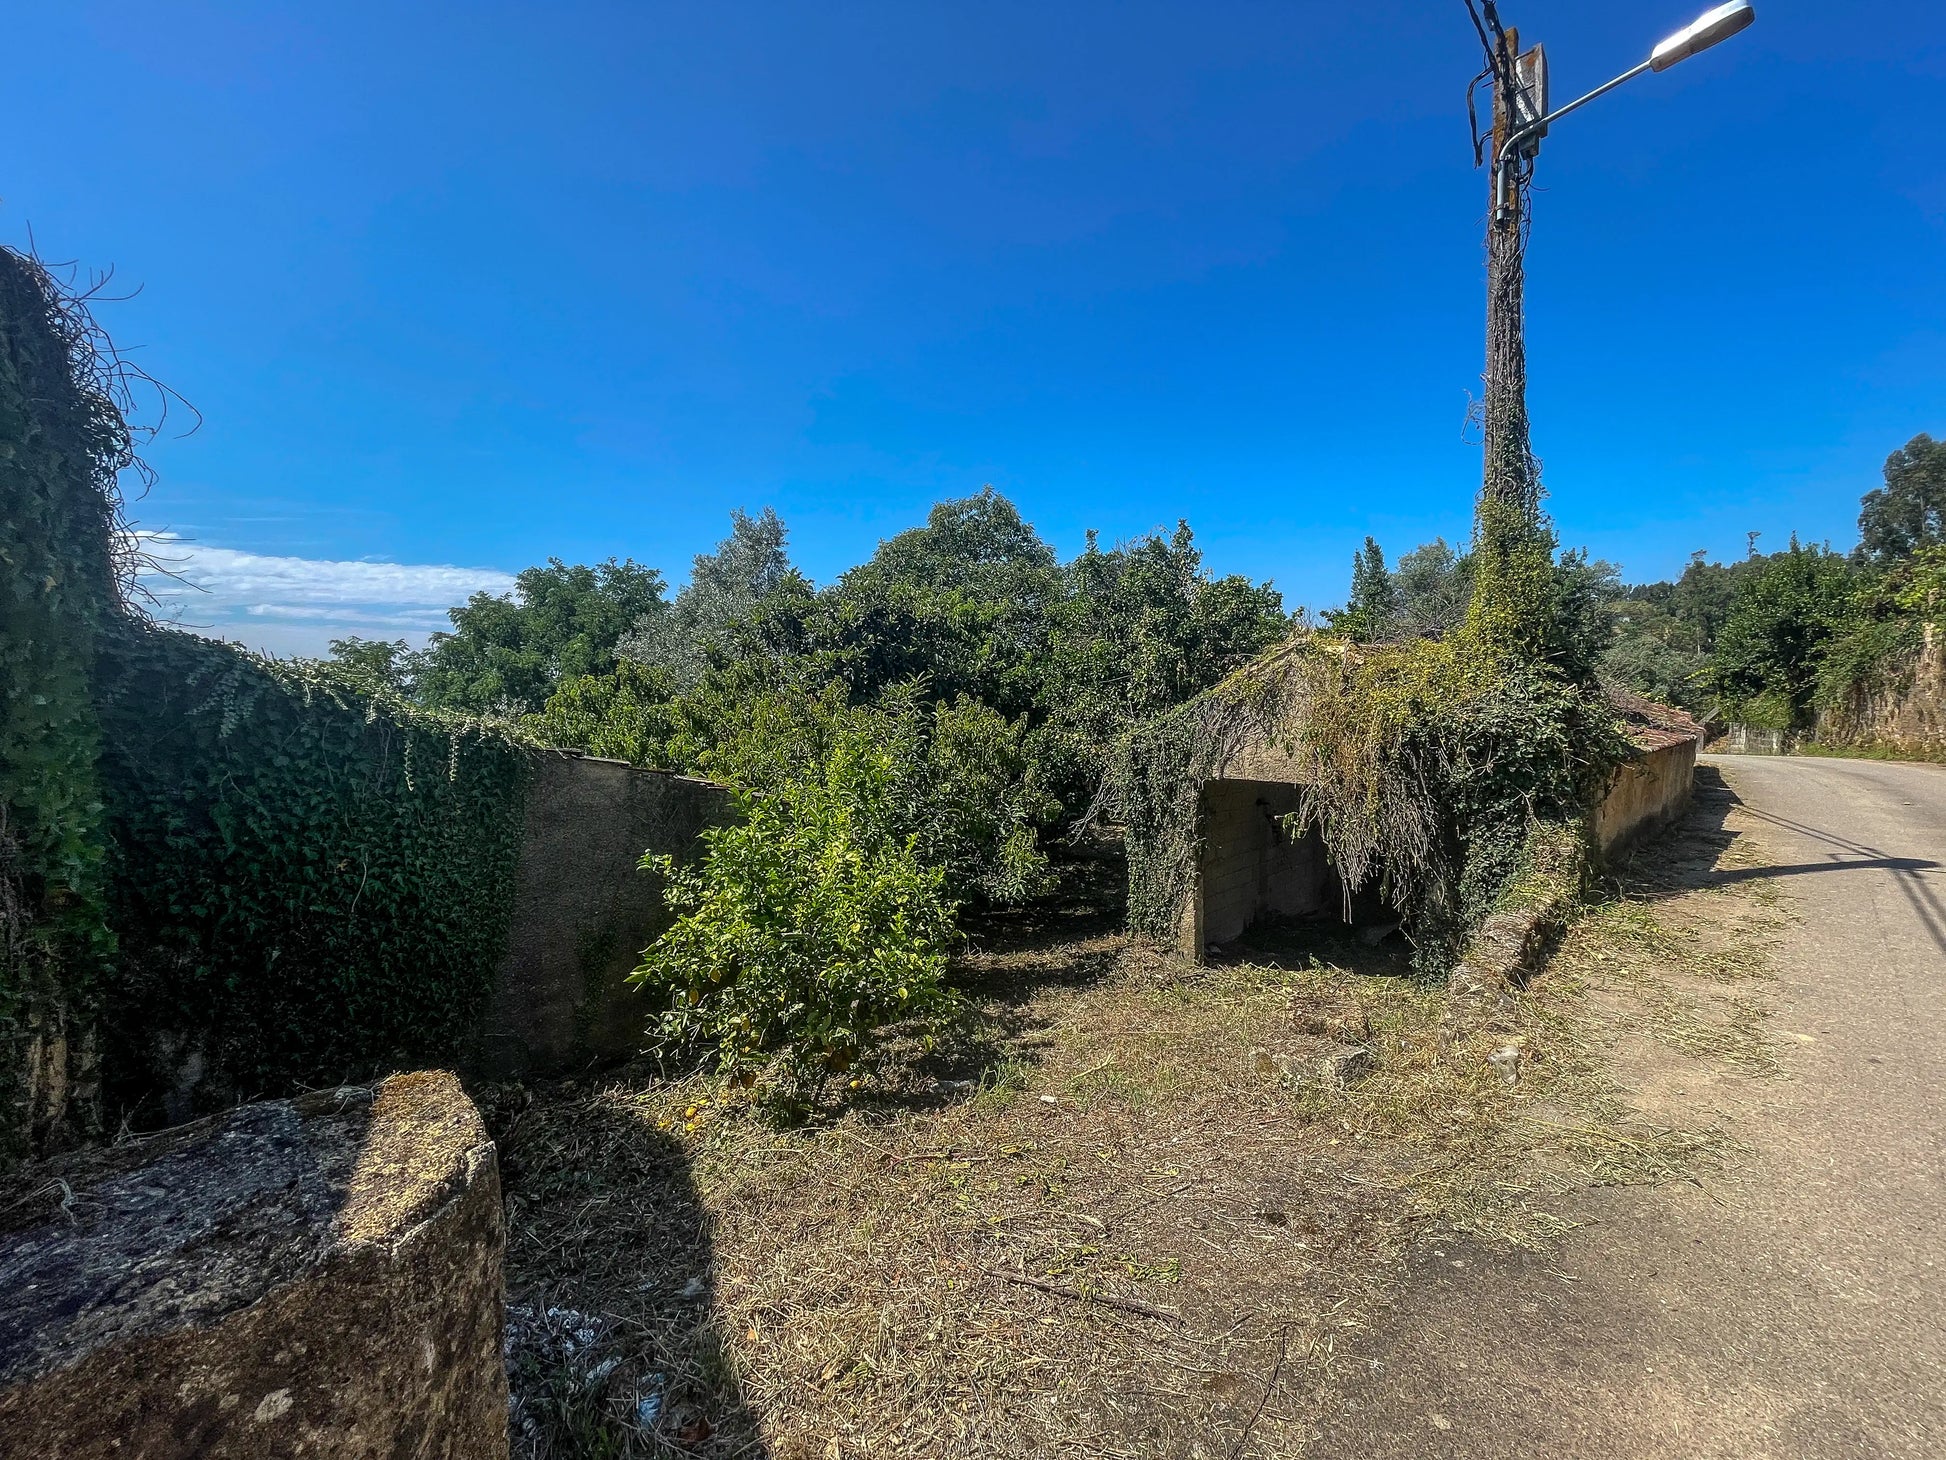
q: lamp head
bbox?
[1650,1,1755,72]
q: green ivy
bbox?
[92,626,533,1123]
[0,250,126,1161]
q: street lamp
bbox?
[1465,0,1757,575]
[1493,2,1756,224]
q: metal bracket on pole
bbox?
[1493,56,1655,226]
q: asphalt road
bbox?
[1309,753,1946,1459]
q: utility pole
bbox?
[1460,0,1756,604]
[1471,6,1546,541]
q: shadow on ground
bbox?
[1612,763,1741,892]
[484,841,1142,1455]
[485,1086,768,1458]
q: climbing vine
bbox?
[92,627,534,1124]
[1111,514,1628,975]
[0,248,130,1159]
[2,245,543,1152]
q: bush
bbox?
[526,659,678,765]
[564,665,1057,911]
[1709,542,1856,728]
[629,754,956,1106]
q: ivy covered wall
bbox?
[94,629,532,1125]
[0,249,538,1160]
[0,250,124,1161]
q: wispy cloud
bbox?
[136,535,517,658]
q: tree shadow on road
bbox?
[1689,761,1946,956]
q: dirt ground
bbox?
[1310,753,1946,1458]
[493,771,1790,1458]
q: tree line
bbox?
[323,493,1290,1107]
[314,430,1941,1103]
[1330,432,1946,735]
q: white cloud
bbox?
[135,535,517,658]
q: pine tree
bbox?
[1337,536,1397,641]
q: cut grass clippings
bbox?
[496,791,1784,1458]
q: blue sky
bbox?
[10,1,1943,654]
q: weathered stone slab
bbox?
[0,1071,506,1459]
[1253,1037,1374,1092]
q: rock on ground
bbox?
[0,1070,506,1460]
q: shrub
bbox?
[671,675,1056,909]
[1709,542,1856,729]
[629,753,955,1106]
[526,659,678,765]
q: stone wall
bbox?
[470,752,735,1079]
[0,1071,506,1459]
[1594,733,1698,854]
[1817,624,1946,754]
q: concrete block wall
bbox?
[468,752,736,1079]
[1181,780,1327,956]
[1719,724,1788,755]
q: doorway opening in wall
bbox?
[1192,778,1410,976]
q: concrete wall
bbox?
[1179,780,1329,957]
[470,752,735,1079]
[1718,724,1788,756]
[1595,735,1698,854]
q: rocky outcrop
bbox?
[0,1070,506,1459]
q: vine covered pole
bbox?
[1462,4,1557,659]
[1480,22,1539,536]
[1460,0,1757,657]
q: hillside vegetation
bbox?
[1332,434,1946,740]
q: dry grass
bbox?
[495,774,1787,1458]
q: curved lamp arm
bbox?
[1491,1,1754,222]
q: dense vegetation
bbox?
[0,249,127,1159]
[96,629,531,1123]
[1598,433,1946,734]
[317,435,1944,1084]
[329,492,1290,1099]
